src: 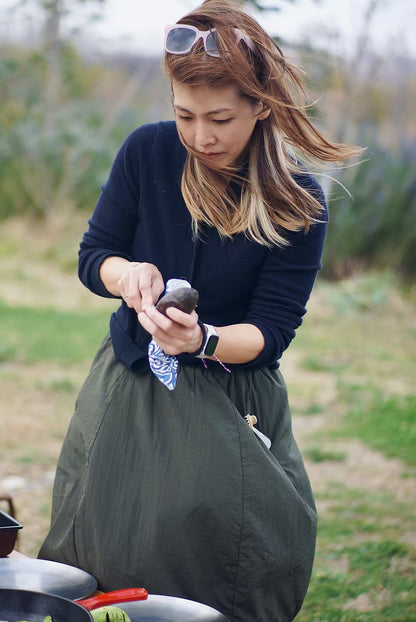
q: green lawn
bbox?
[0,301,110,364]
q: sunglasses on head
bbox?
[164,24,255,58]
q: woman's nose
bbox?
[194,123,216,149]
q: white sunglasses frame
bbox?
[164,24,255,58]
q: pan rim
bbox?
[0,587,93,621]
[0,557,97,600]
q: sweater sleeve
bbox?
[243,178,328,368]
[77,125,151,298]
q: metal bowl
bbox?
[113,594,229,621]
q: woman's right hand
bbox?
[99,256,164,313]
[117,262,164,314]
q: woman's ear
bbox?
[257,105,271,120]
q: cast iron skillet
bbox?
[0,587,147,621]
[0,588,93,621]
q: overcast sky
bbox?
[1,0,415,58]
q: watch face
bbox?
[205,334,219,356]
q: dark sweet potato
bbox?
[156,287,199,315]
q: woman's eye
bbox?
[213,119,231,124]
[178,115,192,121]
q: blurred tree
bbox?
[292,0,416,281]
[322,140,416,283]
[40,0,106,120]
[37,0,107,211]
[0,0,135,220]
[0,41,162,220]
[297,0,387,146]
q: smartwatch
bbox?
[195,323,219,358]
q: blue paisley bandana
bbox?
[148,278,192,391]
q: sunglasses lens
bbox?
[205,31,221,57]
[166,27,197,53]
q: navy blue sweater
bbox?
[78,121,327,372]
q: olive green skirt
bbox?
[39,335,317,622]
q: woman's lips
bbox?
[201,152,224,159]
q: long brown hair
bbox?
[164,0,362,246]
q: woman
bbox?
[39,1,361,620]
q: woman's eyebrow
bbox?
[174,105,234,115]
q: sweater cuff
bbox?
[79,251,131,299]
[240,323,286,369]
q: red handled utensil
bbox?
[78,586,148,609]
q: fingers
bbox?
[164,306,198,327]
[118,262,164,314]
[139,305,173,333]
[139,271,161,311]
[138,307,201,355]
[139,306,197,336]
[139,264,165,311]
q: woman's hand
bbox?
[99,257,164,314]
[138,305,203,356]
[117,262,165,314]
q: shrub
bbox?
[322,140,416,282]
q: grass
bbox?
[291,273,416,469]
[285,274,416,620]
[0,300,110,364]
[303,446,348,463]
[335,385,416,467]
[293,274,416,394]
[298,485,416,621]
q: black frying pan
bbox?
[0,588,93,621]
[0,587,148,621]
[0,558,97,599]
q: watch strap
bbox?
[191,321,207,357]
[195,323,219,359]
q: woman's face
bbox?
[172,81,268,167]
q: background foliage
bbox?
[0,0,415,283]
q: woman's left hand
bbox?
[138,305,203,355]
